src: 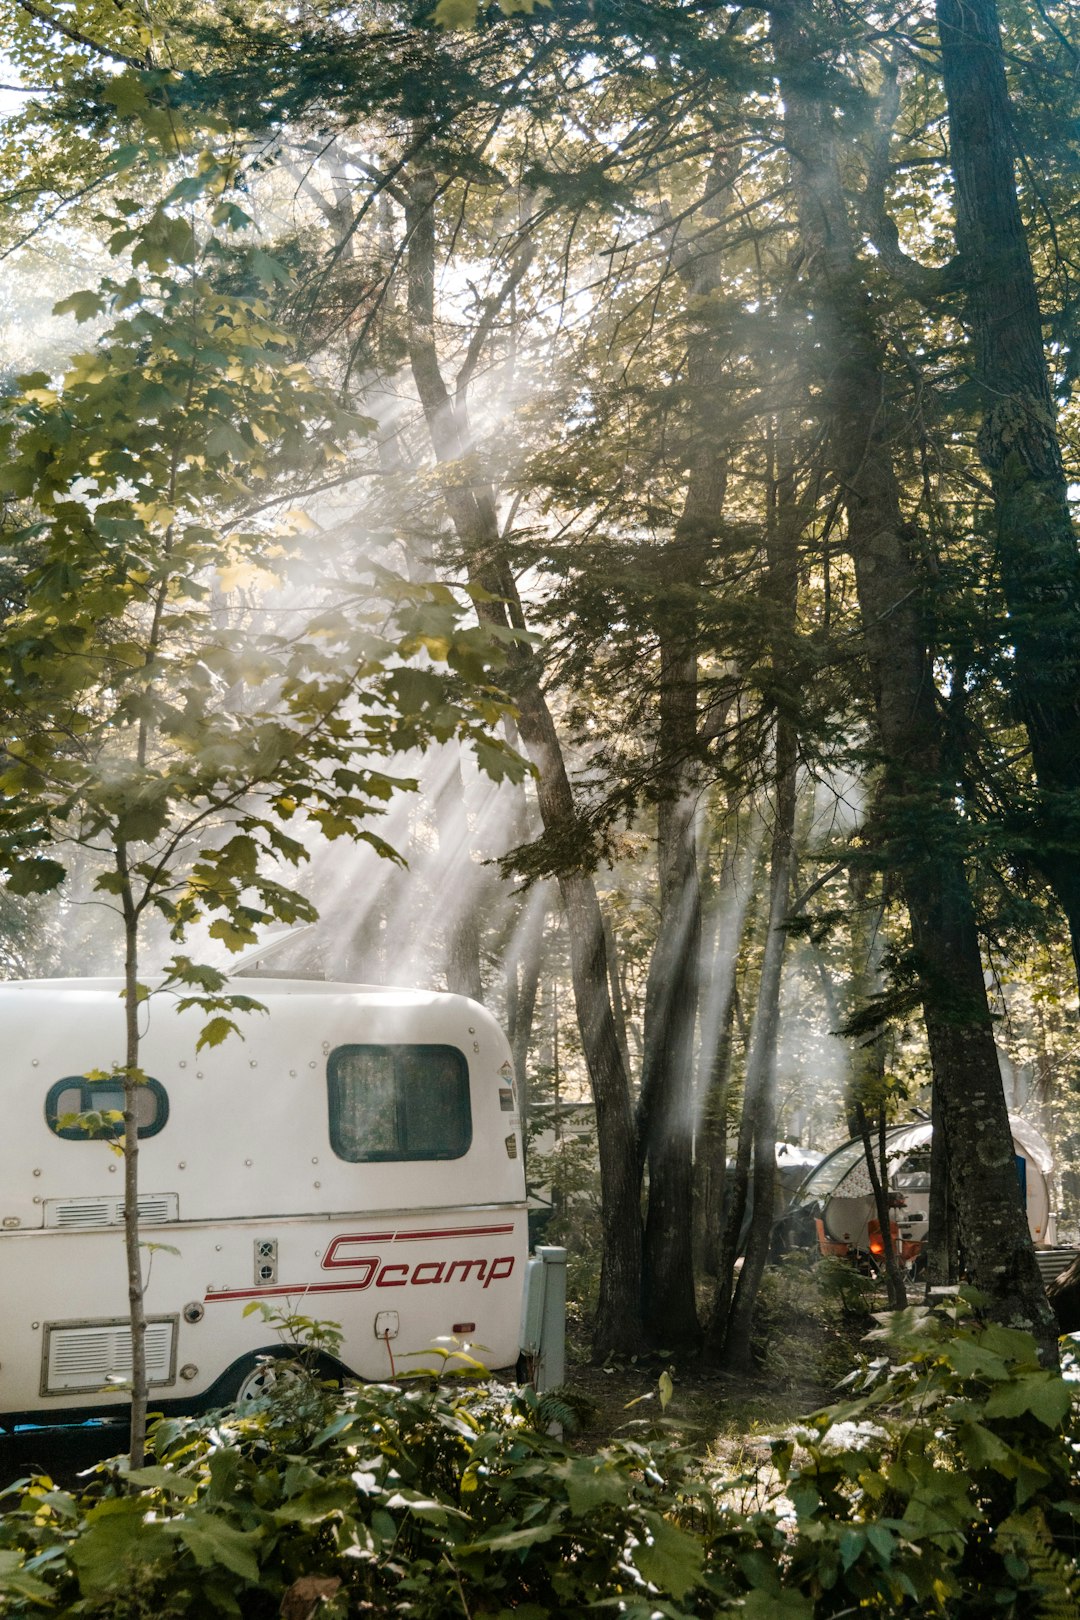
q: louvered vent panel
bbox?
[131,1195,177,1225]
[44,1194,178,1229]
[43,1318,176,1394]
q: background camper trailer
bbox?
[791,1115,1058,1273]
[0,979,527,1427]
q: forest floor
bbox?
[563,1255,880,1468]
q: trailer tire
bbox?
[231,1351,307,1414]
[201,1349,346,1418]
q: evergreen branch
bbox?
[859,46,961,304]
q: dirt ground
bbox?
[560,1260,879,1464]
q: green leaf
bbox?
[206,421,253,460]
[434,0,479,27]
[458,1520,561,1553]
[957,1421,1012,1469]
[0,1549,56,1603]
[53,290,106,323]
[6,858,67,896]
[208,918,258,951]
[163,957,228,992]
[174,1518,261,1584]
[632,1513,704,1602]
[557,1460,628,1517]
[103,144,145,175]
[273,1483,357,1524]
[983,1373,1072,1429]
[739,1591,814,1619]
[195,1016,241,1052]
[102,74,150,117]
[978,1325,1041,1364]
[941,1339,1010,1381]
[69,1499,172,1599]
[249,248,291,286]
[839,1526,865,1571]
[124,1466,198,1497]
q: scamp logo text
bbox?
[203,1224,517,1303]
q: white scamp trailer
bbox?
[0,978,527,1427]
[793,1114,1056,1267]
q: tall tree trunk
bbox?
[713,415,802,1369]
[639,749,701,1346]
[937,0,1080,986]
[927,1079,960,1286]
[637,150,737,1348]
[695,834,753,1277]
[601,907,634,1083]
[432,747,484,1001]
[855,1102,908,1311]
[119,845,148,1469]
[844,873,907,1306]
[715,716,798,1369]
[843,871,888,1139]
[506,880,549,1134]
[404,167,643,1354]
[773,0,1057,1346]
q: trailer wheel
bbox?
[231,1352,306,1414]
[219,1348,346,1417]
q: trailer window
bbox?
[327,1044,471,1162]
[45,1076,169,1141]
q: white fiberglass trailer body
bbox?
[0,978,527,1426]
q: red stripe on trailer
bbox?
[204,1279,381,1303]
[333,1224,514,1246]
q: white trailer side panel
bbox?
[0,980,527,1421]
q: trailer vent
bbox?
[42,1316,177,1395]
[254,1238,278,1286]
[44,1194,178,1230]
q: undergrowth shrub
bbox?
[753,1253,874,1388]
[0,1376,775,1619]
[776,1291,1080,1617]
[0,1291,1076,1618]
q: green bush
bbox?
[0,1375,774,1619]
[775,1291,1080,1617]
[0,1293,1076,1619]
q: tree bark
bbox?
[927,1078,960,1286]
[404,166,643,1354]
[637,150,738,1348]
[601,907,634,1084]
[119,844,148,1469]
[695,835,753,1278]
[855,1101,907,1311]
[432,747,484,1001]
[715,715,798,1369]
[936,0,1080,987]
[772,0,1058,1346]
[506,882,548,1129]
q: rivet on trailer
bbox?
[0,976,534,1428]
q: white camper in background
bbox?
[0,978,527,1427]
[794,1114,1056,1266]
